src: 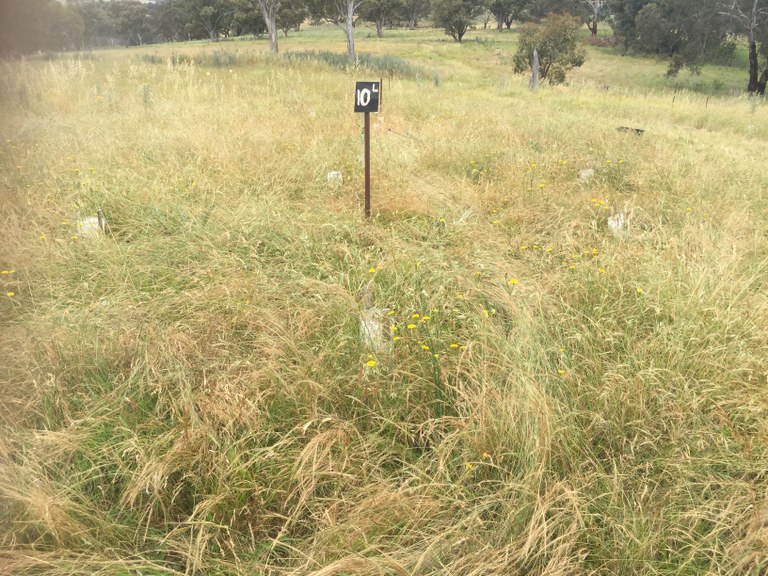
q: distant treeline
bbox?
[2,1,768,82]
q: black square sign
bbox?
[354,81,381,113]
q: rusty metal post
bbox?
[364,111,371,219]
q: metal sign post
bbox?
[354,81,381,219]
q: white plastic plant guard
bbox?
[78,209,105,238]
[360,307,391,355]
[607,211,630,238]
[327,171,343,186]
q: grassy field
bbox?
[1,24,768,576]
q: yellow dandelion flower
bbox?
[387,310,396,316]
[569,265,576,270]
[508,278,518,285]
[449,343,460,349]
[598,268,606,274]
[407,323,417,330]
[412,313,420,319]
[482,452,491,459]
[558,369,565,375]
[421,344,430,351]
[368,267,376,273]
[636,287,644,295]
[421,315,430,321]
[393,336,401,342]
[465,462,475,470]
[366,359,377,367]
[6,292,15,297]
[456,293,464,299]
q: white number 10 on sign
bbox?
[354,81,380,113]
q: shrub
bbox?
[513,13,586,85]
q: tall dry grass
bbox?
[1,29,767,575]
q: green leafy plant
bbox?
[513,13,586,85]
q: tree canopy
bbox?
[2,0,768,93]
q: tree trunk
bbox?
[344,0,356,59]
[748,40,759,93]
[258,0,279,54]
[376,20,383,38]
[588,16,597,36]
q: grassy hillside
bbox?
[1,25,767,575]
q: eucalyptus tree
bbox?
[307,0,364,59]
[581,0,608,34]
[431,0,485,42]
[403,0,430,27]
[359,0,405,37]
[634,0,729,75]
[718,0,768,92]
[488,0,533,30]
[255,0,280,53]
[197,0,237,40]
[512,13,586,83]
[277,0,310,35]
[606,0,650,42]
